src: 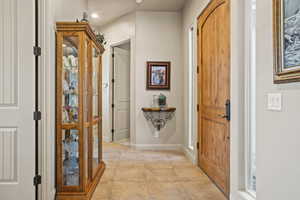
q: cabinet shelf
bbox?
[62,124,79,130]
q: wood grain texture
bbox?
[56,22,105,54]
[197,0,230,197]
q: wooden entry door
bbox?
[197,0,230,197]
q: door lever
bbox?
[218,100,231,121]
[225,99,230,121]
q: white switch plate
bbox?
[267,93,282,111]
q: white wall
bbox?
[97,13,136,143]
[135,11,183,147]
[182,0,210,162]
[54,0,88,21]
[256,0,300,199]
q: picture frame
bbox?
[273,0,300,83]
[146,61,171,90]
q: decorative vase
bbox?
[158,93,166,107]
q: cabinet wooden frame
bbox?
[88,43,103,180]
[55,22,105,200]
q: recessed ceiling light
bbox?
[136,0,143,4]
[91,13,99,19]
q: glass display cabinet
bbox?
[55,22,105,200]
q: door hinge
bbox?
[112,104,115,108]
[112,53,115,58]
[197,104,199,112]
[33,46,41,56]
[33,111,42,121]
[197,142,199,150]
[112,79,115,83]
[197,66,199,74]
[111,129,115,133]
[33,175,41,186]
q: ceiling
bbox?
[88,0,187,26]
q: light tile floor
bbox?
[92,142,226,200]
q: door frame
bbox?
[109,39,135,144]
[195,0,250,199]
[39,0,57,199]
[230,0,257,199]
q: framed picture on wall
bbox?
[146,61,171,90]
[274,0,300,83]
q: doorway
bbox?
[111,42,131,143]
[197,0,231,197]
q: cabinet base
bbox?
[56,162,106,200]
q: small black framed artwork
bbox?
[146,61,171,90]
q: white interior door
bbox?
[113,47,130,141]
[0,0,35,199]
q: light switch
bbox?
[267,93,282,111]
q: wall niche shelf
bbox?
[55,22,105,200]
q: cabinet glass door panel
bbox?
[83,39,89,181]
[84,40,90,122]
[92,47,100,118]
[62,36,79,123]
[62,129,80,186]
[92,124,99,176]
[84,127,89,181]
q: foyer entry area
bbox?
[92,143,226,200]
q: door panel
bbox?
[113,47,130,141]
[0,0,35,199]
[198,0,230,197]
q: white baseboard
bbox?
[131,144,183,151]
[103,135,112,143]
[114,132,130,141]
[50,189,56,200]
[182,146,196,164]
[230,191,256,200]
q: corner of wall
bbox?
[182,146,197,164]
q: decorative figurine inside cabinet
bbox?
[55,22,105,200]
